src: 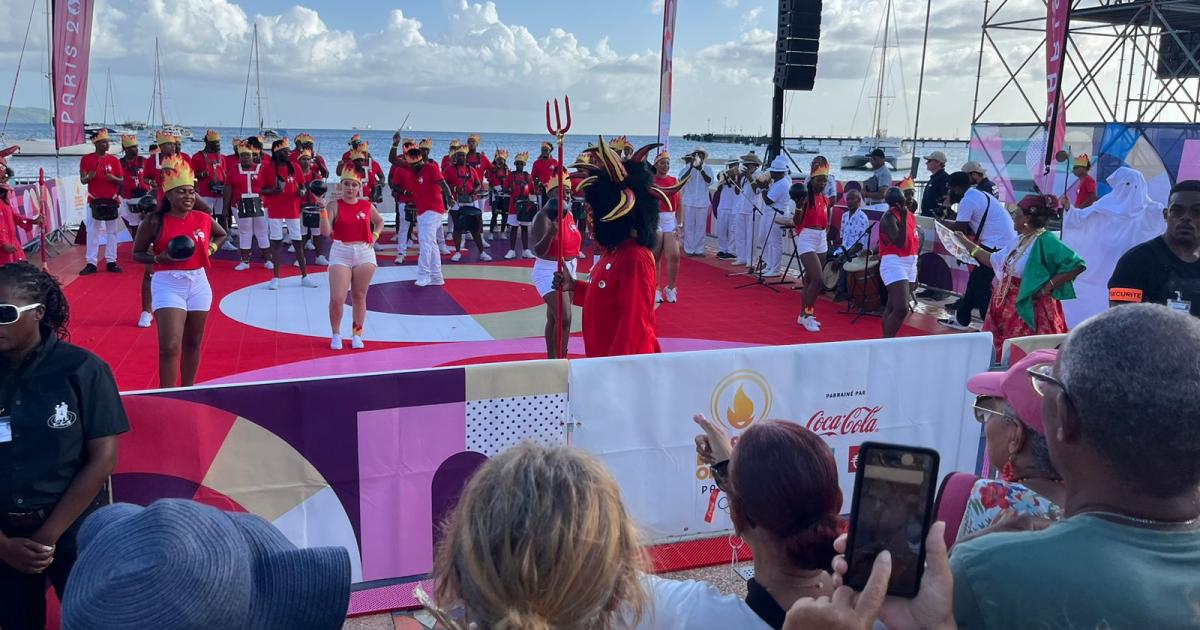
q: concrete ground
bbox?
[342,563,752,629]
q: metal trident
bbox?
[545,95,572,360]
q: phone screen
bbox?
[845,442,939,597]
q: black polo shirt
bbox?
[0,331,129,512]
[921,169,948,215]
[1109,236,1200,317]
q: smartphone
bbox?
[844,442,939,598]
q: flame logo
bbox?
[726,385,755,429]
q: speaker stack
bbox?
[774,0,822,91]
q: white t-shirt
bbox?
[766,177,791,218]
[677,164,715,207]
[634,576,770,630]
[991,234,1036,278]
[735,173,759,215]
[716,180,739,213]
[956,188,1017,251]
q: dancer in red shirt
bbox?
[531,142,562,196]
[319,169,383,350]
[116,135,154,325]
[531,174,582,358]
[1063,153,1098,210]
[553,138,679,357]
[259,138,316,290]
[879,187,920,338]
[79,130,125,275]
[504,153,536,259]
[131,156,228,387]
[651,152,686,303]
[395,144,453,286]
[0,147,41,265]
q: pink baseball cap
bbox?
[966,349,1058,435]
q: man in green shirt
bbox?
[950,303,1200,629]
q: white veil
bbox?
[1061,166,1166,327]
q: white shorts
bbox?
[268,217,304,242]
[531,257,577,298]
[507,214,531,228]
[793,228,828,255]
[328,241,377,268]
[120,199,143,227]
[880,254,918,286]
[202,196,224,217]
[151,268,212,312]
[658,212,677,233]
[238,216,270,250]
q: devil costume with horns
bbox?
[560,137,687,357]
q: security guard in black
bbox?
[0,263,129,630]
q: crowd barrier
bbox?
[4,176,87,247]
[113,333,993,588]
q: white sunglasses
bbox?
[0,303,41,325]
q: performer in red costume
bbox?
[553,138,686,357]
[531,141,562,197]
[0,146,41,265]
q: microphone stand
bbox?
[842,220,883,323]
[736,203,787,292]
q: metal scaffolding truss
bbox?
[972,0,1200,125]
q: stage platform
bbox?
[50,231,954,391]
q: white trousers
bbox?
[84,214,119,264]
[733,212,754,265]
[756,213,784,274]
[715,208,735,254]
[395,202,411,253]
[417,210,444,282]
[238,216,270,250]
[682,203,709,255]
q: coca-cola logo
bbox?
[806,406,881,436]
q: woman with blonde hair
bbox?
[431,442,647,629]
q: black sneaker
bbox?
[106,262,122,273]
[79,263,98,276]
[716,252,734,259]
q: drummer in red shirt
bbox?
[444,147,489,262]
[387,139,417,264]
[553,138,668,358]
[0,147,41,265]
[530,173,582,358]
[131,156,228,388]
[465,134,492,176]
[79,129,125,276]
[297,149,330,266]
[295,133,329,178]
[1063,153,1098,210]
[504,152,537,259]
[488,150,511,235]
[225,142,269,271]
[191,129,229,245]
[441,139,460,173]
[879,186,920,338]
[258,138,316,290]
[395,144,452,286]
[142,130,184,203]
[339,133,363,167]
[531,142,562,198]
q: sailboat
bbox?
[840,0,909,170]
[148,39,192,141]
[240,24,287,143]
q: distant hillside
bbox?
[1,106,51,124]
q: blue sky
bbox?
[0,0,1079,137]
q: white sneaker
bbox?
[234,261,250,271]
[315,255,329,266]
[305,240,316,251]
[264,260,275,271]
[221,241,238,252]
[504,250,517,260]
[440,245,452,255]
[301,276,319,288]
[450,252,462,262]
[137,311,153,328]
[522,249,534,259]
[798,315,821,333]
[415,277,431,287]
[481,237,491,247]
[268,278,279,290]
[395,254,405,264]
[428,276,445,286]
[351,335,365,349]
[656,289,664,304]
[479,251,493,262]
[938,318,973,331]
[330,335,343,350]
[576,252,586,259]
[664,286,678,303]
[293,259,301,267]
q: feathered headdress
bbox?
[574,135,690,223]
[419,138,433,150]
[155,130,176,144]
[468,133,481,142]
[811,163,831,178]
[204,129,221,142]
[295,132,315,144]
[235,141,254,156]
[449,139,461,148]
[453,146,468,155]
[91,129,111,143]
[898,175,915,191]
[494,149,509,162]
[609,135,631,152]
[120,134,138,149]
[1073,153,1091,169]
[161,155,196,192]
[341,168,362,183]
[514,151,530,163]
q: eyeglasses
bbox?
[972,397,1018,425]
[1027,362,1076,413]
[0,303,41,325]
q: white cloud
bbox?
[722,0,739,7]
[649,0,664,15]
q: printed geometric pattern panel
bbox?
[466,394,567,456]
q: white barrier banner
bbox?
[57,176,88,225]
[569,333,994,541]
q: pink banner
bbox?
[656,0,679,151]
[1038,0,1070,193]
[53,0,96,148]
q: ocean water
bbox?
[2,122,968,184]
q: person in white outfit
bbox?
[732,153,762,266]
[677,149,714,256]
[396,144,452,287]
[756,155,792,277]
[713,160,740,259]
[79,130,123,275]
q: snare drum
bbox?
[515,197,537,223]
[237,194,264,219]
[845,256,883,311]
[403,205,417,224]
[89,198,120,221]
[492,194,510,216]
[301,203,322,229]
[209,182,225,195]
[455,205,483,232]
[370,183,384,203]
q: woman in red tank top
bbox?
[530,174,583,358]
[132,156,228,388]
[319,170,384,351]
[878,187,920,338]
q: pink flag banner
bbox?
[656,0,679,152]
[1038,0,1071,193]
[53,0,96,148]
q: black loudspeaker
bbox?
[775,0,822,91]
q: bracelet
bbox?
[319,210,328,218]
[970,245,982,257]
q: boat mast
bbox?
[102,68,111,126]
[872,0,891,139]
[254,24,264,135]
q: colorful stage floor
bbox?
[52,232,950,391]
